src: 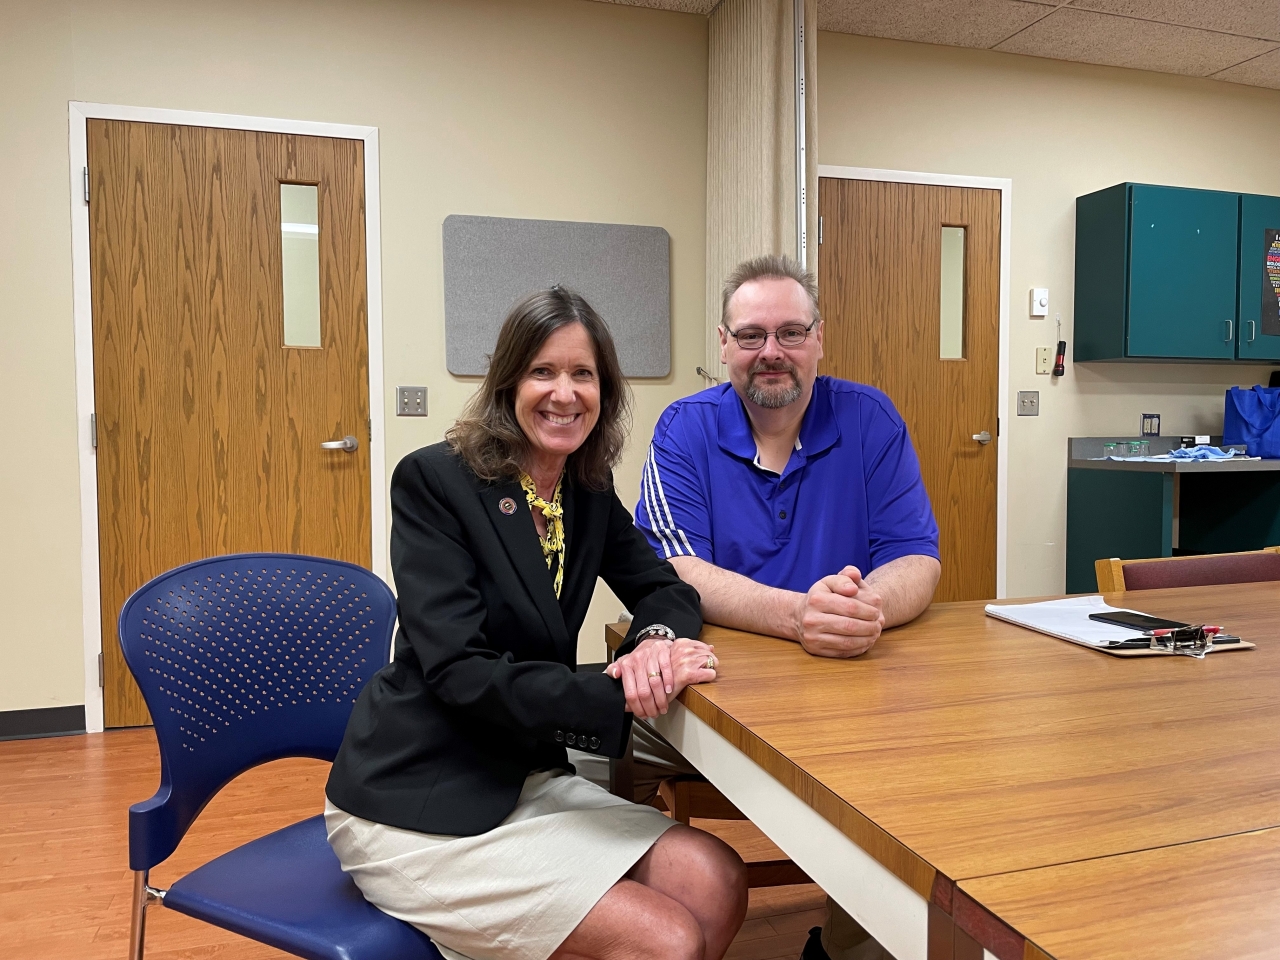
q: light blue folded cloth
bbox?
[1167,445,1240,460]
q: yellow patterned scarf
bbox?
[520,473,565,598]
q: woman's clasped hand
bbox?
[605,637,717,719]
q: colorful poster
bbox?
[1264,228,1280,337]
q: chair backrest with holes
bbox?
[119,553,397,871]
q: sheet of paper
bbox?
[985,595,1147,647]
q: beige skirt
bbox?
[324,769,677,960]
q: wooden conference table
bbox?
[607,582,1280,960]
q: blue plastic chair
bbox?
[119,553,442,960]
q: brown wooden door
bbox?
[88,121,371,727]
[818,178,999,602]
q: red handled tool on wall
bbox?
[1052,315,1066,377]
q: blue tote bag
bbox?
[1223,386,1280,458]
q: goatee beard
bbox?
[745,362,802,408]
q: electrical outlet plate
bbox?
[397,386,428,417]
[1017,390,1040,416]
[1036,346,1053,374]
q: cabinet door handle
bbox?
[1225,319,1234,342]
[1249,320,1257,343]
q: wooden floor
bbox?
[0,729,823,960]
[725,882,825,960]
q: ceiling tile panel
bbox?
[593,0,720,14]
[817,0,1054,49]
[1068,0,1280,42]
[995,7,1276,76]
[1214,47,1280,89]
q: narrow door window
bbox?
[940,226,966,359]
[281,183,321,347]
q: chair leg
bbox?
[128,870,149,960]
[609,720,636,801]
[658,778,693,824]
[605,642,637,802]
[128,869,165,960]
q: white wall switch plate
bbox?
[1036,346,1053,374]
[1017,390,1040,416]
[1030,287,1049,317]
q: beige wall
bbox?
[0,0,707,713]
[13,5,1279,714]
[818,33,1280,599]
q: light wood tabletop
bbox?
[959,825,1280,960]
[635,580,1280,904]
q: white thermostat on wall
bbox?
[1030,288,1050,317]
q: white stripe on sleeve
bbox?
[647,446,696,558]
[640,456,676,558]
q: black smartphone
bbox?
[1088,611,1189,631]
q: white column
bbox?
[704,0,818,379]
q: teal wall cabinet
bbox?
[1076,183,1240,361]
[1129,186,1239,359]
[1238,194,1280,362]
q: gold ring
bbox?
[704,656,716,669]
[647,671,661,679]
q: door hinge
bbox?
[90,412,97,449]
[367,416,373,441]
[83,167,90,205]
[997,417,1001,437]
[818,216,823,245]
[97,652,104,689]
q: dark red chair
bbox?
[1095,548,1280,592]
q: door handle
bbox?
[1225,319,1234,342]
[321,435,359,453]
[972,431,992,444]
[1249,320,1257,343]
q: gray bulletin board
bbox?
[442,215,671,377]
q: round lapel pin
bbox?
[498,497,517,515]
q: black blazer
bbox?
[325,443,702,836]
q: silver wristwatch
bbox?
[635,623,676,642]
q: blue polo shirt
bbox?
[635,376,938,592]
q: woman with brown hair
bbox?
[325,286,747,960]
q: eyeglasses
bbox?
[724,317,818,350]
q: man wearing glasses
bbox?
[634,254,940,960]
[638,253,940,658]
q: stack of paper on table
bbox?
[984,595,1252,656]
